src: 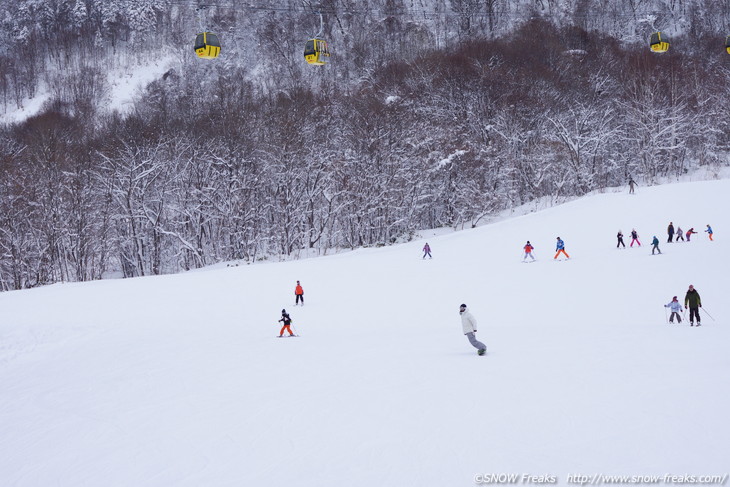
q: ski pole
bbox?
[664,307,669,323]
[700,307,716,321]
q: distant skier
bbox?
[705,224,713,241]
[523,241,535,261]
[664,296,682,323]
[628,177,637,194]
[651,236,662,255]
[422,242,432,259]
[686,228,697,242]
[684,285,702,326]
[295,280,304,306]
[459,304,486,356]
[675,226,684,242]
[667,222,674,243]
[278,309,296,336]
[554,237,570,260]
[617,230,625,248]
[630,229,641,247]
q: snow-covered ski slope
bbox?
[1,180,728,487]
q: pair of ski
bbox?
[277,335,300,338]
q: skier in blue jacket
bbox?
[651,236,661,255]
[664,296,682,323]
[554,237,570,260]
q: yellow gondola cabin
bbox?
[194,32,221,59]
[650,32,669,53]
[726,36,730,54]
[304,38,330,65]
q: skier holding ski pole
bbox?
[684,285,702,327]
[554,237,570,260]
[523,241,535,261]
[664,296,682,324]
[278,309,296,337]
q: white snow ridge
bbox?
[0,179,728,486]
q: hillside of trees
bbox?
[1,0,729,290]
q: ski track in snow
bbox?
[0,179,728,486]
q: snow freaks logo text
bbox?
[474,474,558,484]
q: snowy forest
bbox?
[0,0,729,290]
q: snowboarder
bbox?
[523,241,535,261]
[554,237,570,260]
[664,296,682,323]
[422,242,432,259]
[630,229,641,247]
[667,222,674,243]
[675,226,684,242]
[684,285,702,326]
[459,304,486,355]
[617,230,625,248]
[294,280,304,306]
[651,235,661,255]
[628,177,637,194]
[705,224,713,241]
[686,228,697,241]
[278,309,295,336]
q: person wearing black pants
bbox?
[295,280,304,306]
[667,222,674,243]
[684,285,702,326]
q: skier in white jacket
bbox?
[460,304,486,355]
[664,296,683,324]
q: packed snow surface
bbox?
[1,180,728,486]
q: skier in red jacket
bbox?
[523,241,535,261]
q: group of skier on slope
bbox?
[664,285,704,326]
[617,222,713,255]
[277,281,305,337]
[278,221,714,350]
[521,238,569,261]
[664,222,713,243]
